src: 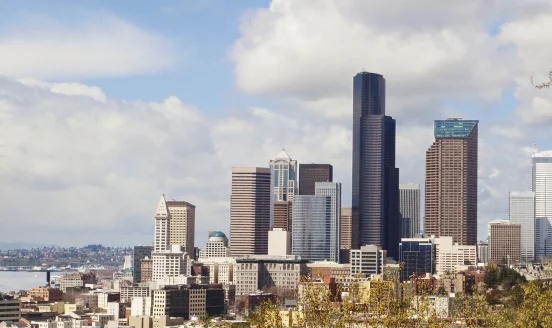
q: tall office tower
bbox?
[292,182,341,262]
[425,119,478,245]
[352,72,400,258]
[152,195,187,281]
[269,149,298,202]
[154,195,170,252]
[315,182,342,262]
[230,167,271,257]
[133,246,152,283]
[167,201,195,254]
[509,191,536,262]
[399,184,421,238]
[340,208,352,249]
[488,220,521,265]
[532,151,552,261]
[273,201,292,230]
[299,164,333,195]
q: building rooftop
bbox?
[532,150,552,158]
[273,148,292,161]
[434,119,478,138]
[155,194,168,217]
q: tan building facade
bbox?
[230,167,271,257]
[166,201,195,254]
[425,119,478,246]
[140,258,153,283]
[273,201,292,231]
[340,208,353,249]
[29,286,63,302]
[489,220,521,265]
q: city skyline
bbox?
[2,1,552,247]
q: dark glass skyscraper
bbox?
[352,72,400,258]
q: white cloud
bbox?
[0,16,176,80]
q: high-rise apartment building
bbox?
[167,201,195,254]
[340,208,353,249]
[399,237,436,282]
[399,184,421,238]
[488,220,521,265]
[352,72,400,258]
[230,167,271,256]
[532,151,552,261]
[509,191,535,262]
[425,119,478,245]
[292,182,341,262]
[133,246,152,284]
[299,164,333,196]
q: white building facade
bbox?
[434,236,476,275]
[532,151,552,261]
[268,228,291,256]
[198,231,230,259]
[509,191,536,262]
[350,245,387,276]
[399,184,421,238]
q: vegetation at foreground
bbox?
[246,269,552,327]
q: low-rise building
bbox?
[0,294,21,322]
[350,245,387,277]
[435,237,477,275]
[234,255,309,295]
[151,285,224,320]
[59,274,97,293]
[198,232,231,259]
[29,287,63,302]
[120,285,150,303]
[307,262,350,279]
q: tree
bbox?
[531,70,552,89]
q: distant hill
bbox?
[0,242,59,251]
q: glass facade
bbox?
[292,195,332,261]
[434,119,479,138]
[352,71,400,258]
[399,238,435,282]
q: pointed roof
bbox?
[155,194,169,217]
[274,148,292,160]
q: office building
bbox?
[269,149,298,203]
[273,201,292,231]
[98,292,121,309]
[340,208,353,250]
[425,119,478,245]
[532,151,552,261]
[151,285,224,320]
[434,237,476,275]
[152,195,187,281]
[399,237,436,282]
[29,286,63,302]
[59,273,97,292]
[292,182,341,262]
[489,220,521,265]
[120,285,150,303]
[350,245,387,276]
[130,297,152,316]
[230,167,271,256]
[509,191,536,262]
[299,164,333,196]
[167,200,195,254]
[140,258,153,283]
[268,228,291,256]
[234,255,309,295]
[198,231,230,259]
[477,241,489,264]
[0,294,20,322]
[400,184,421,238]
[352,71,400,258]
[133,246,152,284]
[199,258,235,284]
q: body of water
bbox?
[0,271,64,292]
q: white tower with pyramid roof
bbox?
[154,194,170,252]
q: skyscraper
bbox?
[269,149,298,202]
[230,167,271,257]
[531,151,552,261]
[425,119,478,246]
[299,164,333,196]
[488,220,521,265]
[292,182,342,262]
[352,71,400,258]
[509,191,535,262]
[399,184,421,238]
[340,208,353,249]
[167,201,195,254]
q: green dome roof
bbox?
[211,231,226,238]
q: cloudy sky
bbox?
[1,0,552,247]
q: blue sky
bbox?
[1,0,552,247]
